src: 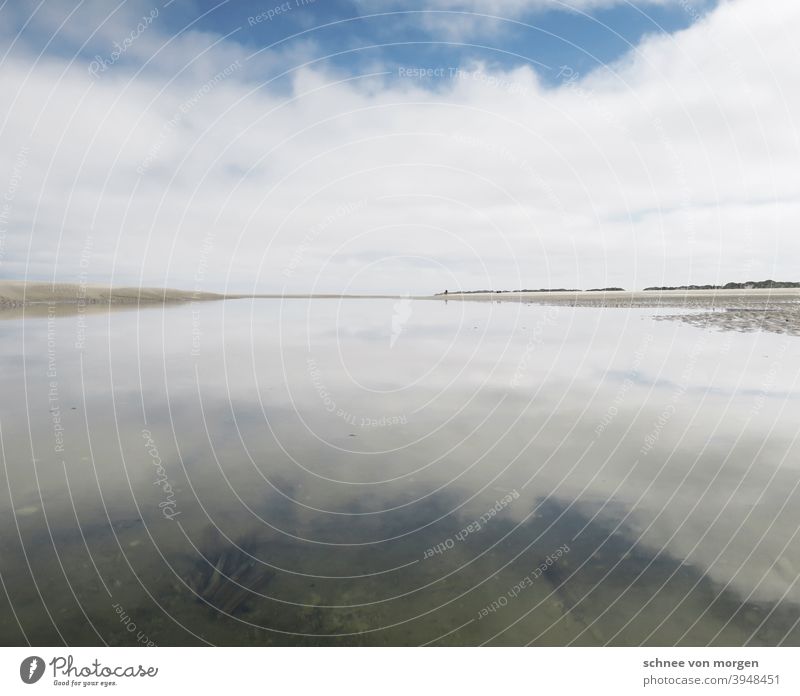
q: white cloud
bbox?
[0,0,798,293]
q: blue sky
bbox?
[1,0,797,293]
[16,1,716,84]
[183,1,713,81]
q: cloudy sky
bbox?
[0,0,797,294]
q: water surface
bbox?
[1,298,798,645]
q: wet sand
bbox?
[433,288,800,305]
[0,280,225,307]
[434,289,800,336]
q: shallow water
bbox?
[1,298,799,645]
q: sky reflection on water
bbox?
[0,298,798,645]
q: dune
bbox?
[0,280,410,310]
[0,280,225,307]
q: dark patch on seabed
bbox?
[1,499,798,646]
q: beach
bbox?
[0,280,225,307]
[434,288,800,305]
[433,289,800,336]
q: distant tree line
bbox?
[643,280,800,291]
[434,280,800,295]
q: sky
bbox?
[0,0,798,294]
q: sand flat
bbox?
[434,289,800,336]
[0,280,225,307]
[433,289,800,305]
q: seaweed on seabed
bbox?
[187,532,276,616]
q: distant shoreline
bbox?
[3,280,800,309]
[3,280,798,336]
[432,288,800,305]
[435,280,800,296]
[0,280,408,308]
[0,280,225,308]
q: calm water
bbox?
[1,298,799,646]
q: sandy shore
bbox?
[0,280,225,308]
[434,289,800,336]
[655,306,800,336]
[0,281,414,307]
[432,289,800,306]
